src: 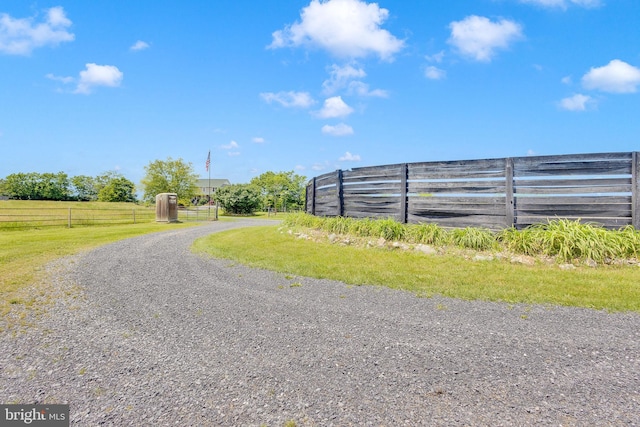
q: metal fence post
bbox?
[337,169,344,217]
[311,177,316,215]
[633,151,639,229]
[505,158,514,228]
[400,163,408,224]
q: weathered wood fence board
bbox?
[305,152,640,229]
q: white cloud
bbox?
[74,63,123,94]
[347,81,388,97]
[221,140,239,150]
[295,165,306,171]
[581,59,640,93]
[527,149,537,156]
[561,75,572,85]
[252,137,265,144]
[518,0,601,9]
[130,40,150,51]
[425,66,446,80]
[323,63,366,94]
[322,123,354,136]
[558,94,594,111]
[45,73,74,84]
[316,96,354,118]
[322,64,387,97]
[268,0,404,61]
[260,91,316,108]
[339,151,361,161]
[0,6,75,55]
[425,51,445,63]
[312,163,327,171]
[228,152,241,157]
[448,15,523,62]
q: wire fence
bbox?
[0,207,215,230]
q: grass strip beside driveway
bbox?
[193,226,640,312]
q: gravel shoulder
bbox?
[1,219,639,426]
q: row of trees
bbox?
[215,171,306,214]
[1,157,308,215]
[0,171,136,202]
[139,159,307,213]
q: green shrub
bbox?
[214,184,262,215]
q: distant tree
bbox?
[2,173,32,199]
[94,171,120,194]
[70,175,98,201]
[250,170,306,212]
[38,172,70,200]
[1,172,70,200]
[97,176,136,202]
[140,158,198,205]
[214,184,262,215]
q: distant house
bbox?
[195,178,230,203]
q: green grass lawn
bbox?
[193,226,640,312]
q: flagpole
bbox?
[207,150,211,219]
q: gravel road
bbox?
[2,219,639,426]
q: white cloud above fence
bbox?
[582,60,640,94]
[448,15,523,62]
[0,6,74,55]
[268,0,404,61]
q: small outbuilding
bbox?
[156,193,178,223]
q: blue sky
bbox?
[1,0,639,185]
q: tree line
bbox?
[0,171,136,202]
[1,157,307,214]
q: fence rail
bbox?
[305,152,640,230]
[0,207,214,230]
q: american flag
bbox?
[206,151,210,172]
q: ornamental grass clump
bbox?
[498,227,543,256]
[406,222,448,245]
[450,227,496,251]
[534,219,620,262]
[499,219,636,263]
[323,216,353,235]
[372,218,406,241]
[617,225,640,258]
[284,212,322,229]
[348,217,377,237]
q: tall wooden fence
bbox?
[305,152,640,230]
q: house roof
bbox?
[196,178,230,188]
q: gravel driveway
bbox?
[2,219,639,426]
